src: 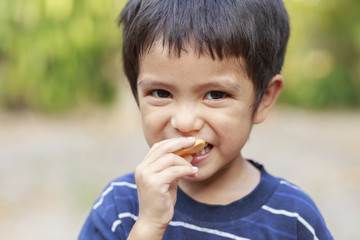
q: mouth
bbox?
[192,142,213,156]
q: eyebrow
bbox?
[195,81,242,92]
[137,79,177,91]
[137,78,242,92]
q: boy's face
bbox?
[137,45,259,181]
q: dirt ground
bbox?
[0,95,359,239]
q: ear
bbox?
[253,74,284,124]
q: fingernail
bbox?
[192,167,198,173]
[184,155,193,162]
[187,137,195,142]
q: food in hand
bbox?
[174,139,206,156]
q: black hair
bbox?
[119,0,290,110]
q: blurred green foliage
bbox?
[0,0,126,113]
[281,0,360,109]
[0,0,359,113]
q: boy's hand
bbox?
[130,137,198,239]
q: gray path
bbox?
[0,102,359,239]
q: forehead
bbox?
[139,41,249,79]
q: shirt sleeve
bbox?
[78,209,125,240]
[78,174,138,240]
[296,214,333,240]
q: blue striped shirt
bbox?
[79,161,333,239]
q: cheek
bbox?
[141,107,168,144]
[214,111,253,154]
[221,126,250,151]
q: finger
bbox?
[144,154,193,174]
[144,137,196,164]
[158,165,198,185]
[135,165,197,197]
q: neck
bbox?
[179,157,261,205]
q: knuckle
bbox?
[152,141,162,151]
[134,166,146,180]
[169,167,181,176]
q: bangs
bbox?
[123,0,256,60]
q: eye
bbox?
[151,89,172,98]
[204,91,228,100]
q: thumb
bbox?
[182,154,193,163]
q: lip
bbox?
[191,146,212,165]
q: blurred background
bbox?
[0,0,359,239]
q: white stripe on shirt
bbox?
[168,220,250,240]
[112,212,249,240]
[262,205,319,240]
[279,180,301,191]
[111,213,138,232]
[93,181,137,209]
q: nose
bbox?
[170,104,204,134]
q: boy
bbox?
[79,0,333,239]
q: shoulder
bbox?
[261,178,333,239]
[93,173,138,212]
[79,173,139,239]
[266,179,321,217]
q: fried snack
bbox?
[174,139,206,156]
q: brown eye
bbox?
[151,89,172,98]
[205,91,227,100]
